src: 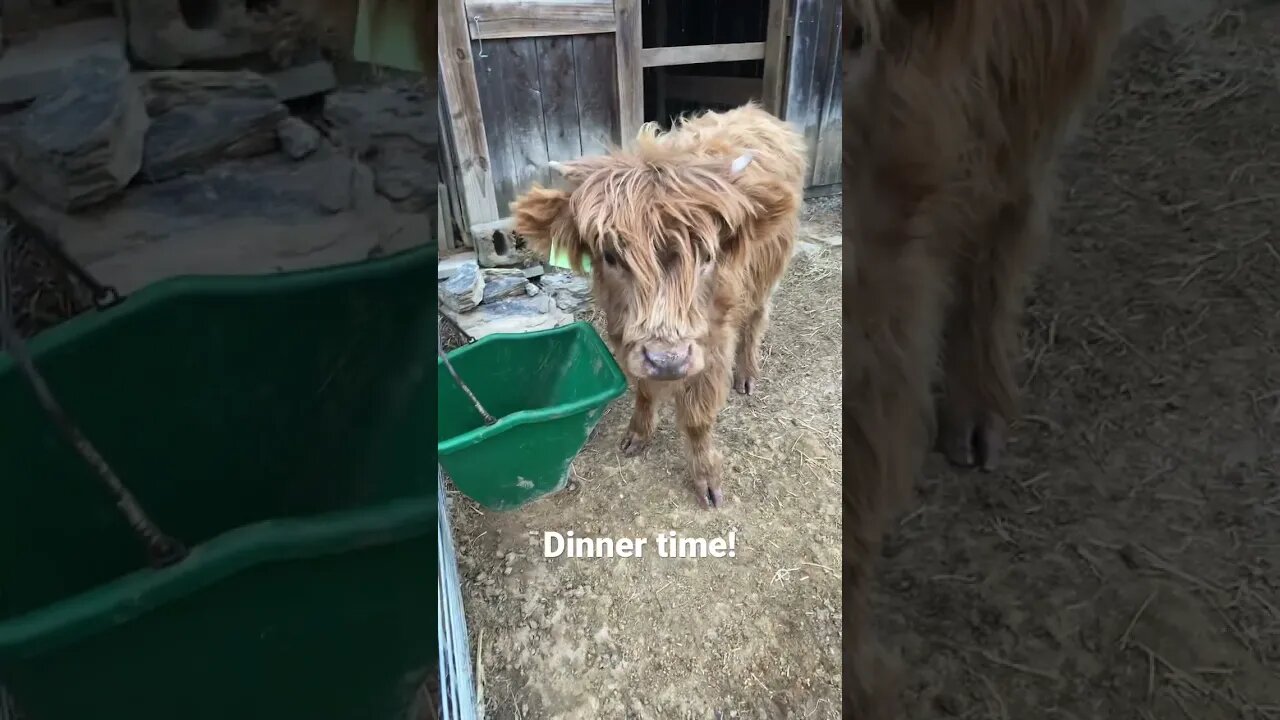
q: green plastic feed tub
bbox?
[437,322,626,511]
[0,246,437,720]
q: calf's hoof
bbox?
[695,486,725,510]
[938,408,1008,471]
[619,431,650,457]
[732,371,756,395]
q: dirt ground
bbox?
[446,208,844,718]
[878,5,1280,719]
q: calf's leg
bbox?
[733,303,769,395]
[621,380,663,456]
[676,364,730,508]
[937,187,1047,470]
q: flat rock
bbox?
[323,81,436,212]
[439,250,478,280]
[4,54,148,210]
[5,145,427,294]
[439,260,483,313]
[539,272,593,313]
[140,95,287,182]
[0,17,125,105]
[136,69,275,115]
[267,61,337,102]
[442,294,573,340]
[481,274,529,303]
[277,116,320,160]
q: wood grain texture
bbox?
[467,0,615,39]
[784,0,820,155]
[537,35,584,164]
[760,0,789,115]
[575,33,621,155]
[640,41,767,68]
[471,36,518,212]
[613,0,642,145]
[440,0,501,225]
[473,33,620,211]
[437,82,471,245]
[809,0,842,185]
[500,38,552,204]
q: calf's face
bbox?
[593,217,718,382]
[513,153,764,382]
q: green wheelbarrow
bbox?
[0,245,437,720]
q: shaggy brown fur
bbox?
[842,0,1126,716]
[513,103,807,509]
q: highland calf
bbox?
[513,104,807,509]
[841,1,1126,716]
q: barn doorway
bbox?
[640,0,777,129]
[636,0,841,192]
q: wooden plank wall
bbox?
[471,34,620,214]
[784,0,842,188]
[441,0,501,230]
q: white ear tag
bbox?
[730,153,753,175]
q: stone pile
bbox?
[0,11,436,295]
[438,251,593,339]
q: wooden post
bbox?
[761,0,789,116]
[614,0,642,145]
[436,91,471,246]
[439,0,501,229]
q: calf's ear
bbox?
[721,153,800,250]
[549,156,612,186]
[511,186,589,273]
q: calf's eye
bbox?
[603,249,621,267]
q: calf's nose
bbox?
[641,343,692,380]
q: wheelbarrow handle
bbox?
[0,224,185,569]
[437,315,497,426]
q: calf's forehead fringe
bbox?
[562,157,751,256]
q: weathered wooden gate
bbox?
[439,0,842,264]
[440,0,621,261]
